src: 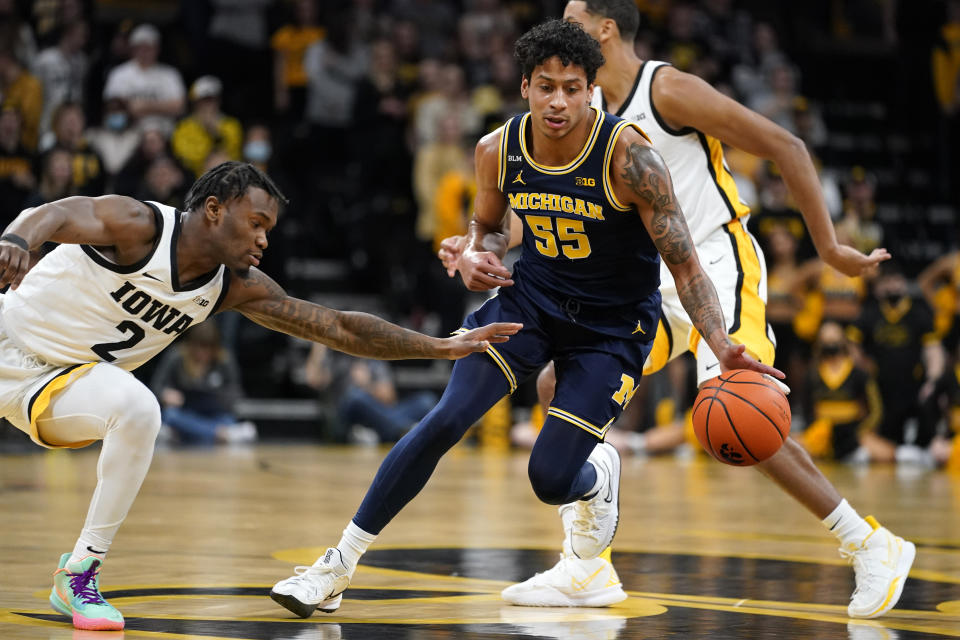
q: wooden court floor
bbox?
[1,442,958,639]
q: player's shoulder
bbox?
[475,123,507,159]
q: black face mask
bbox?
[882,292,905,306]
[820,343,845,357]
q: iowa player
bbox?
[0,162,518,631]
[270,19,781,618]
[440,0,913,620]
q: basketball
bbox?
[692,370,791,466]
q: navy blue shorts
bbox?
[459,287,654,439]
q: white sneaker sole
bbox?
[848,539,916,619]
[270,591,342,618]
[501,584,627,608]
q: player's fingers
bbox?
[869,248,891,263]
[473,322,523,341]
[465,271,513,290]
[8,252,27,289]
[479,258,512,280]
[750,361,785,379]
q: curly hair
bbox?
[184,161,288,212]
[514,19,605,86]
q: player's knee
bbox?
[102,373,162,442]
[527,451,576,504]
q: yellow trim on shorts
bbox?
[453,328,517,393]
[27,362,98,449]
[642,317,671,375]
[547,407,614,439]
[689,219,775,365]
[603,121,651,212]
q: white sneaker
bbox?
[847,621,901,640]
[569,442,620,559]
[271,548,351,618]
[841,517,915,618]
[501,554,627,607]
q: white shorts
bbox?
[642,218,776,385]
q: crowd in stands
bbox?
[0,0,957,469]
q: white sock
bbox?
[69,535,109,565]
[822,499,873,548]
[336,521,377,574]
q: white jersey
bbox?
[1,202,229,371]
[591,60,750,246]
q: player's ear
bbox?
[204,196,222,222]
[598,17,617,43]
[520,75,530,99]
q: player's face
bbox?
[218,187,278,277]
[520,57,593,140]
[563,1,602,40]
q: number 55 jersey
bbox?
[1,201,229,371]
[499,107,661,341]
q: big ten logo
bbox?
[575,177,596,187]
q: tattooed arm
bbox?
[218,268,521,360]
[611,128,782,377]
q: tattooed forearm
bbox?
[242,298,442,360]
[621,143,692,264]
[676,270,731,352]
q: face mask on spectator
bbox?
[106,112,128,131]
[244,140,271,163]
[882,292,904,306]
[820,343,845,357]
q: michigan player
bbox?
[270,19,781,618]
[0,161,519,631]
[439,0,912,620]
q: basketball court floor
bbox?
[1,443,957,639]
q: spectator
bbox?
[0,44,42,151]
[171,76,243,178]
[270,0,324,118]
[241,123,273,172]
[103,23,186,135]
[23,146,74,209]
[0,0,36,67]
[134,155,186,208]
[304,342,437,444]
[765,224,806,404]
[31,20,88,137]
[837,166,883,255]
[851,263,945,463]
[413,110,468,241]
[86,97,141,183]
[0,106,35,223]
[205,0,274,120]
[933,0,960,202]
[413,63,481,146]
[800,321,885,462]
[113,123,179,197]
[39,101,104,195]
[151,323,255,446]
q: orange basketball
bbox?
[692,369,791,466]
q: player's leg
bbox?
[272,294,549,617]
[30,364,161,630]
[709,219,915,618]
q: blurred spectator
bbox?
[733,21,789,101]
[86,97,140,183]
[931,342,960,469]
[458,0,515,87]
[0,44,42,151]
[471,50,526,130]
[304,342,436,444]
[413,63,481,146]
[151,322,255,446]
[205,0,273,120]
[391,0,457,59]
[851,263,945,462]
[933,0,960,202]
[103,24,186,135]
[30,0,83,48]
[135,155,186,208]
[800,321,885,462]
[39,101,103,195]
[171,76,242,178]
[413,110,468,241]
[114,123,179,197]
[791,96,828,151]
[242,123,273,172]
[793,250,867,343]
[748,61,801,132]
[32,20,87,137]
[304,5,368,170]
[23,146,75,208]
[270,0,324,118]
[751,163,815,260]
[0,106,34,222]
[837,166,883,255]
[0,0,36,66]
[765,224,806,401]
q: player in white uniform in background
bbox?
[440,1,913,619]
[0,161,519,631]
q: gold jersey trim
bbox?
[518,106,604,175]
[603,120,651,212]
[496,122,510,192]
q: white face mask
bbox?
[244,140,271,163]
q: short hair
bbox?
[583,0,640,42]
[184,161,288,212]
[514,19,605,86]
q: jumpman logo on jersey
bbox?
[512,170,526,186]
[632,321,646,335]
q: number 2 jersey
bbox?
[1,201,230,370]
[499,106,661,340]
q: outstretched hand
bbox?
[438,235,467,277]
[717,342,784,379]
[440,322,523,359]
[827,245,891,278]
[459,248,514,291]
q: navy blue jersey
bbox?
[497,106,661,340]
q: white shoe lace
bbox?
[839,545,884,600]
[286,564,332,586]
[528,555,577,585]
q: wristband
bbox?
[0,233,28,251]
